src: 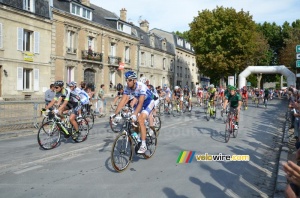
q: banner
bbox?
[118,62,125,70]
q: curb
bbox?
[274,111,290,197]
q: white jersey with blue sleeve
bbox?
[124,81,154,107]
[75,88,89,105]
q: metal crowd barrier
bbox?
[0,101,45,132]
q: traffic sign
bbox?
[297,45,300,53]
[247,82,251,86]
[297,54,300,59]
[297,60,300,68]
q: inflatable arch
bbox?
[238,65,296,89]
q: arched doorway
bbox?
[84,68,96,89]
[238,66,296,89]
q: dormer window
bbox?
[70,3,92,20]
[162,41,166,51]
[23,0,35,12]
[177,37,183,46]
[150,36,155,47]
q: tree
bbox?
[188,6,269,81]
[173,31,190,41]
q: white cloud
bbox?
[91,0,300,32]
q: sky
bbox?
[90,0,300,32]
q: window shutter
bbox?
[32,0,35,12]
[17,27,23,51]
[23,0,26,10]
[0,23,2,48]
[17,67,23,90]
[34,31,40,54]
[34,68,39,91]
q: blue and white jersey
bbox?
[124,81,153,105]
[74,87,89,105]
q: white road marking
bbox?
[14,165,43,174]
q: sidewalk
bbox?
[274,111,295,197]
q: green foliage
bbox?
[173,31,190,41]
[188,6,269,81]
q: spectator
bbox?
[44,84,55,107]
[97,84,106,117]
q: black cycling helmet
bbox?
[148,84,155,92]
[54,80,64,87]
[116,83,123,91]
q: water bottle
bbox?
[131,132,141,142]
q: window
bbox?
[118,23,123,31]
[23,30,31,52]
[17,28,39,53]
[150,37,155,47]
[141,52,145,65]
[110,43,116,56]
[110,71,116,88]
[67,67,74,83]
[23,0,35,12]
[71,3,92,20]
[163,58,166,70]
[88,36,94,50]
[71,4,80,16]
[125,46,130,63]
[67,30,76,53]
[151,54,154,67]
[17,67,39,91]
[0,23,2,48]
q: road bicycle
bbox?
[82,104,95,129]
[206,99,216,121]
[37,112,90,150]
[242,98,247,110]
[110,116,157,172]
[182,98,192,113]
[171,99,182,117]
[157,97,173,116]
[224,109,238,143]
[221,104,230,123]
[263,96,268,108]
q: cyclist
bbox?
[241,86,248,110]
[222,86,242,129]
[111,71,154,154]
[197,87,203,106]
[73,81,90,116]
[112,83,124,107]
[45,81,81,139]
[208,84,217,113]
[183,85,192,111]
[263,88,270,107]
[162,84,172,108]
[172,86,183,112]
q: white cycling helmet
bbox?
[174,86,179,90]
[139,77,147,84]
[209,84,214,88]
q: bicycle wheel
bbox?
[37,121,61,150]
[213,108,217,119]
[224,119,230,143]
[110,114,125,133]
[144,129,158,159]
[111,132,134,172]
[206,107,211,121]
[158,103,164,116]
[73,119,90,143]
[233,124,238,138]
[153,115,161,135]
[85,112,95,129]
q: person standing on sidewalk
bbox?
[44,84,55,107]
[97,84,106,117]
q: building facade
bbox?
[0,0,52,100]
[52,0,139,95]
[151,28,199,90]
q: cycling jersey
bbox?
[208,88,216,95]
[124,82,154,114]
[54,88,81,108]
[226,93,242,108]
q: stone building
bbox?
[0,0,52,100]
[150,28,199,90]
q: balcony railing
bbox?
[108,56,121,65]
[82,50,103,62]
[66,47,77,54]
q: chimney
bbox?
[120,8,127,21]
[140,20,149,32]
[81,0,90,7]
